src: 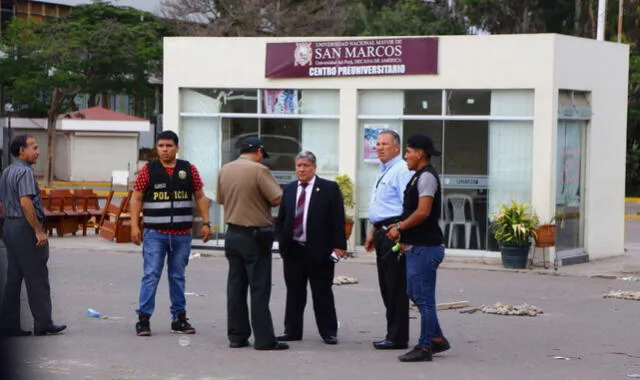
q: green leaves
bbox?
[491,201,539,246]
[345,0,467,37]
[0,2,169,116]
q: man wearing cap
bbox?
[364,129,413,350]
[385,134,450,363]
[216,136,289,351]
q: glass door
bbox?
[555,120,586,253]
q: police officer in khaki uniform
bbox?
[216,136,288,351]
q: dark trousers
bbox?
[282,243,337,339]
[224,225,277,349]
[374,228,409,344]
[0,218,53,332]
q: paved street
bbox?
[4,244,640,380]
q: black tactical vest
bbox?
[143,159,194,230]
[400,164,444,246]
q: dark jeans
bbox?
[224,225,277,349]
[136,229,192,319]
[0,218,53,332]
[405,244,445,348]
[373,228,409,344]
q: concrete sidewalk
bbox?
[48,233,640,279]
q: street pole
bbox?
[7,112,11,165]
[597,0,607,41]
[617,0,624,42]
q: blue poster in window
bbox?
[263,89,298,114]
[363,124,387,163]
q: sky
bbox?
[46,0,163,14]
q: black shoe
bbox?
[399,346,433,362]
[323,336,338,345]
[229,340,250,348]
[373,339,408,350]
[34,324,66,336]
[0,329,32,337]
[136,314,151,337]
[432,337,450,354]
[255,342,289,351]
[171,311,196,334]
[276,333,302,342]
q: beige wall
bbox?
[70,134,138,182]
[54,133,71,180]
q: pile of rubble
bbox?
[333,275,358,286]
[603,290,640,301]
[462,303,543,317]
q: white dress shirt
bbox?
[293,175,316,243]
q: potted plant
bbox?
[335,174,355,240]
[491,201,539,269]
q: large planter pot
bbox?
[499,243,531,269]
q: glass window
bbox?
[261,119,302,172]
[558,90,591,118]
[180,117,221,227]
[302,119,339,178]
[358,90,404,115]
[442,121,489,250]
[447,90,491,115]
[404,90,442,115]
[300,90,339,115]
[556,120,586,251]
[221,118,259,164]
[402,120,443,172]
[182,89,257,114]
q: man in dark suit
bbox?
[275,150,347,345]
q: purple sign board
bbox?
[265,37,438,78]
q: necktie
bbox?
[293,182,308,239]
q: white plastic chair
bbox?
[445,194,481,249]
[110,170,130,191]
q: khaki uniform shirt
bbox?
[216,156,282,227]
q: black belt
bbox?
[373,217,401,229]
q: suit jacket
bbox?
[276,176,347,262]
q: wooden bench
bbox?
[48,189,84,237]
[98,190,138,243]
[72,189,110,235]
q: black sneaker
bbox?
[432,337,450,354]
[171,311,196,334]
[136,314,151,337]
[399,346,433,362]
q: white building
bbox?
[1,107,149,181]
[163,34,629,264]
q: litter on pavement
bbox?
[460,303,543,316]
[603,290,640,301]
[333,275,358,285]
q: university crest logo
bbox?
[294,42,313,66]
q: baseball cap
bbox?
[406,134,441,157]
[240,136,271,158]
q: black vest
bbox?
[143,159,194,230]
[400,164,443,246]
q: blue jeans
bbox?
[137,229,192,319]
[405,245,445,348]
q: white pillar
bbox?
[597,0,607,41]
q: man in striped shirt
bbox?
[0,134,66,337]
[130,130,211,337]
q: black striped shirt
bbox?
[0,159,45,220]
